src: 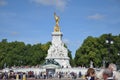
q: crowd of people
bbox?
[0,70,81,80]
[0,63,120,80]
[85,63,120,80]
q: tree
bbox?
[74,34,120,68]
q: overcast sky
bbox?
[0,0,120,57]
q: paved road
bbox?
[9,77,85,80]
[27,78,85,80]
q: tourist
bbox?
[22,73,27,80]
[79,71,82,78]
[96,63,120,80]
[3,71,8,80]
[102,69,113,80]
[108,63,120,80]
[85,68,96,80]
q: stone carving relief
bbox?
[47,43,68,58]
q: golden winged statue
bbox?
[54,12,60,32]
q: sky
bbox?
[0,0,120,58]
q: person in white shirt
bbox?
[102,69,113,80]
[96,63,120,80]
[108,63,120,80]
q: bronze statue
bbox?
[54,12,60,32]
[54,12,59,26]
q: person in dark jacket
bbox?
[85,68,96,80]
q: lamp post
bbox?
[103,57,105,68]
[117,52,120,70]
[105,33,113,67]
[4,63,6,68]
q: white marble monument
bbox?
[46,13,71,68]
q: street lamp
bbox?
[117,52,120,70]
[105,33,113,67]
[103,57,105,68]
[118,52,120,56]
[106,40,113,45]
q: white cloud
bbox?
[0,0,7,6]
[31,0,69,11]
[88,13,105,20]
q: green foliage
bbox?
[0,39,51,69]
[74,34,120,68]
[0,40,73,69]
[1,33,119,68]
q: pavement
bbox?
[8,77,85,80]
[27,78,85,80]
